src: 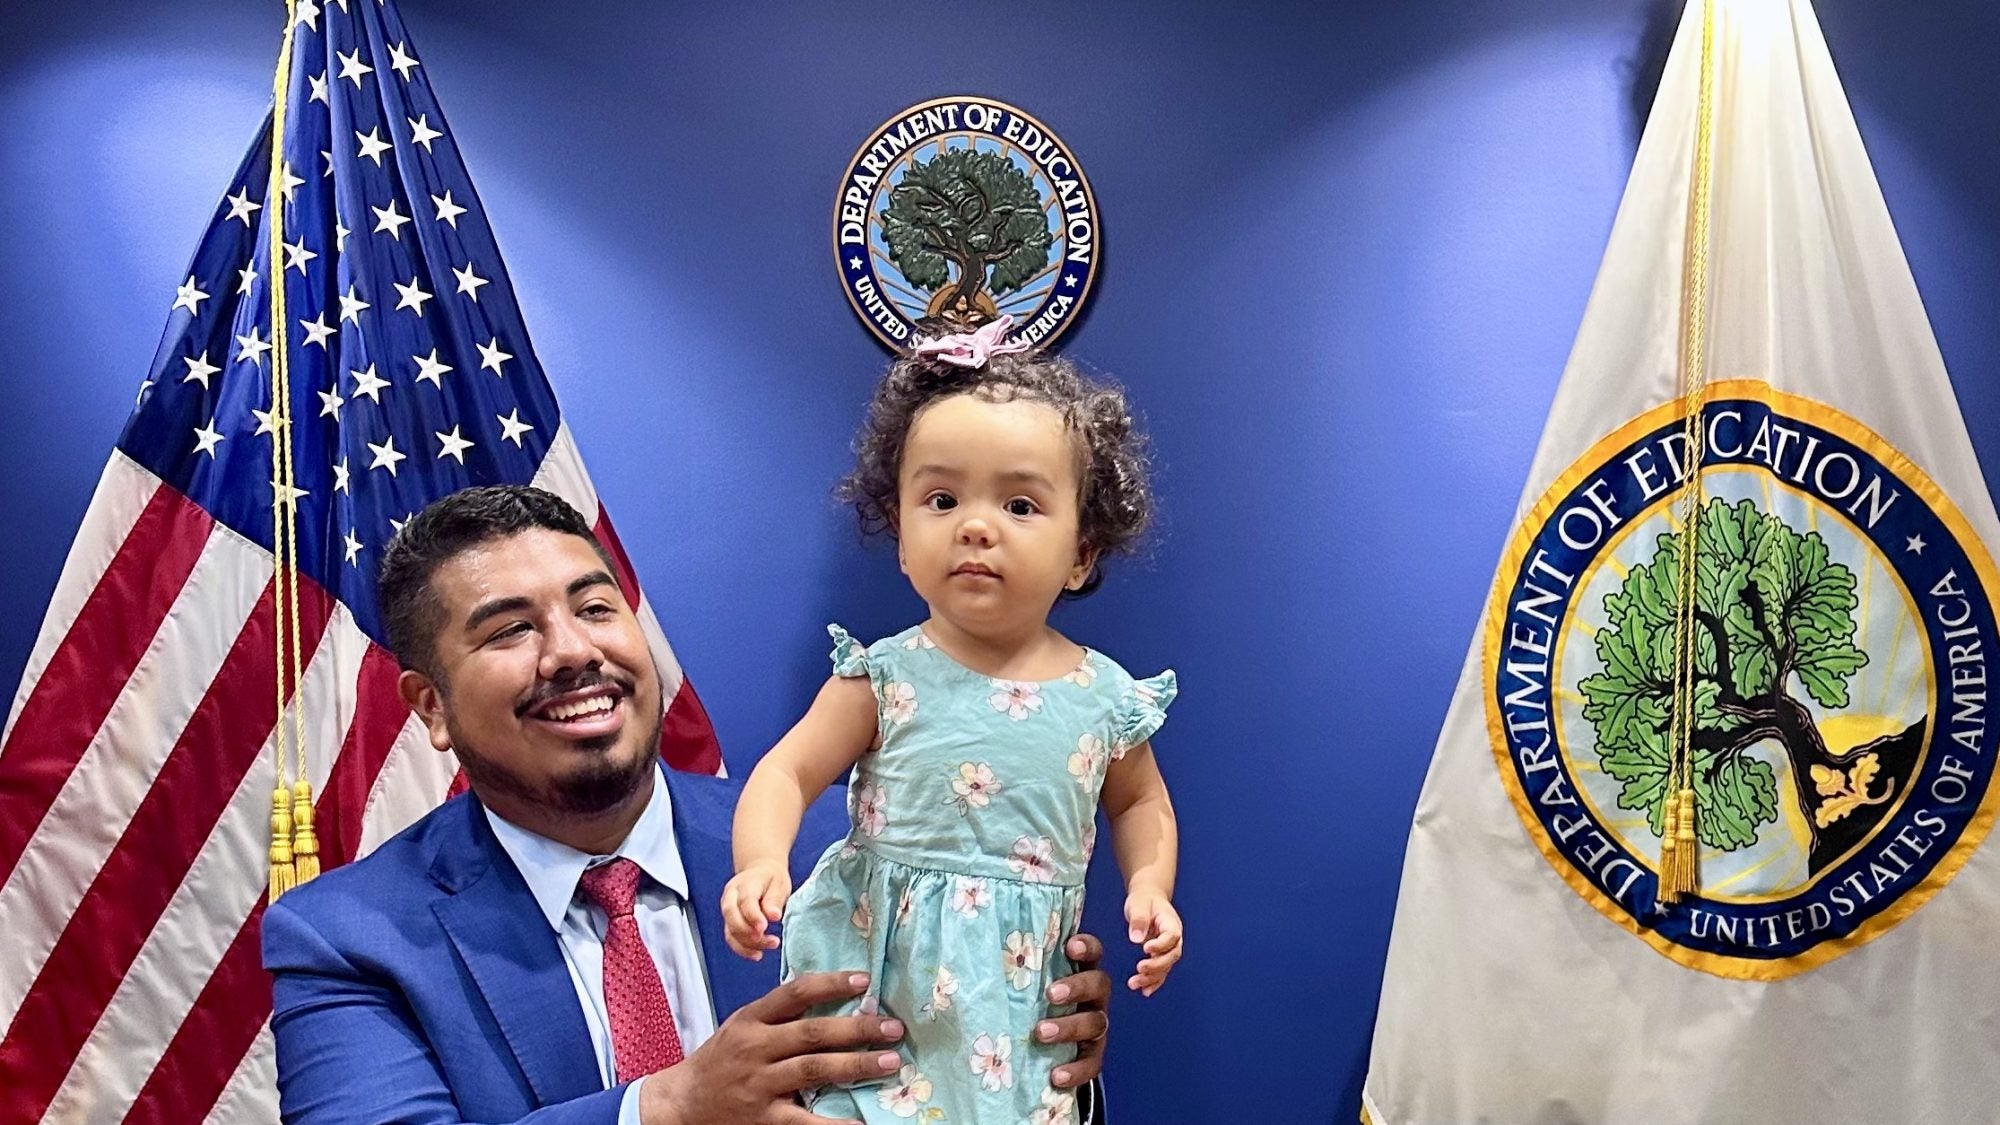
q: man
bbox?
[263,486,1110,1123]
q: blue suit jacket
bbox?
[262,769,848,1125]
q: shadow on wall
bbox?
[1621,0,1683,144]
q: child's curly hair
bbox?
[838,346,1153,598]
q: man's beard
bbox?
[449,715,663,817]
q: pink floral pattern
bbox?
[877,1065,934,1117]
[1007,835,1056,883]
[968,1033,1015,1092]
[987,680,1044,720]
[1066,733,1104,788]
[881,681,918,726]
[950,876,991,918]
[1063,658,1096,688]
[947,761,1003,813]
[1030,1087,1079,1125]
[854,782,888,837]
[1001,930,1042,990]
[921,964,959,1021]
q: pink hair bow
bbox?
[912,315,1030,368]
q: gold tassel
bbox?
[1658,792,1683,904]
[269,787,297,903]
[1674,788,1700,896]
[290,779,320,885]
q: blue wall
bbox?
[3,1,1995,1119]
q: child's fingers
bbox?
[760,879,792,922]
[1123,902,1153,944]
[1127,970,1165,994]
[723,917,757,960]
[726,880,759,929]
[723,903,758,958]
[1137,903,1181,952]
[724,880,772,960]
[1129,959,1176,997]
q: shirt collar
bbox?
[483,762,691,931]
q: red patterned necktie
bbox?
[578,858,685,1081]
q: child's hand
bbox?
[722,861,792,961]
[1123,891,1183,996]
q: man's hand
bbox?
[1124,891,1183,997]
[1034,933,1111,1090]
[639,971,902,1125]
[721,861,792,960]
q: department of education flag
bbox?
[0,2,722,1121]
[1365,0,2000,1120]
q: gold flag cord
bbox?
[1660,0,1718,905]
[266,0,317,903]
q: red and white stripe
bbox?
[0,423,720,1123]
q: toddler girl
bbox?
[724,317,1182,1123]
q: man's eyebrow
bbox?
[568,570,617,598]
[463,596,532,633]
[462,571,618,632]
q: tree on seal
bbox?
[882,148,1051,323]
[1579,497,1925,875]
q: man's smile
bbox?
[520,681,629,737]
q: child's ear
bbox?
[887,511,906,573]
[1066,543,1100,591]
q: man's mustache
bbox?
[514,666,634,717]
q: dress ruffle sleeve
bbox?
[827,624,870,678]
[1112,669,1178,759]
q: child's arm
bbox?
[1098,741,1181,996]
[723,674,877,961]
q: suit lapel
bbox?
[430,797,602,1107]
[665,769,777,1021]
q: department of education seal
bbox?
[1487,381,1998,978]
[834,96,1098,349]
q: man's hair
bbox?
[376,485,614,680]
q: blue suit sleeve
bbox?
[264,897,629,1125]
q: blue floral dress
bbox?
[781,624,1175,1125]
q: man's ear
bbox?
[397,668,452,752]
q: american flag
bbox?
[0,1,722,1120]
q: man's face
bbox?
[398,528,662,816]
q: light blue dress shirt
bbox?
[485,764,718,1124]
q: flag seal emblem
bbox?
[1486,380,1999,978]
[833,96,1098,349]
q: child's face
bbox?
[896,393,1092,638]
